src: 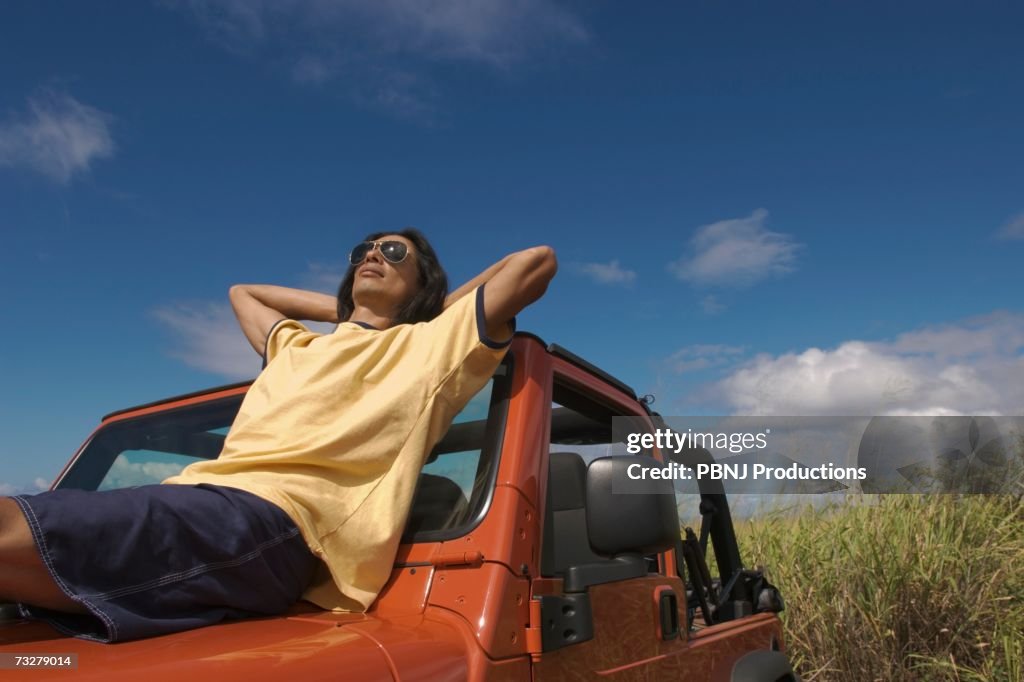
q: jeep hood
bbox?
[0,608,399,681]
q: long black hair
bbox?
[336,228,448,326]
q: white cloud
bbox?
[891,311,1024,359]
[152,301,261,380]
[572,259,637,286]
[704,311,1024,416]
[668,209,802,287]
[100,455,191,488]
[995,211,1024,241]
[153,265,338,378]
[0,478,50,495]
[0,89,114,183]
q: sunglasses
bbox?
[349,240,409,265]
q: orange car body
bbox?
[0,335,794,681]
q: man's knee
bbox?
[0,497,82,611]
[0,498,35,561]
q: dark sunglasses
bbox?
[349,240,409,265]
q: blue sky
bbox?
[2,1,1023,494]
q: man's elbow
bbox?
[526,245,558,284]
[229,284,253,302]
[522,245,557,301]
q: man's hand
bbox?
[445,246,557,342]
[230,285,339,357]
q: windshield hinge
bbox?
[525,594,594,657]
[429,551,484,568]
[525,598,545,658]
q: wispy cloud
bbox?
[299,261,346,294]
[177,0,587,65]
[698,311,1024,416]
[700,294,725,315]
[572,259,637,286]
[291,54,336,85]
[668,209,803,287]
[352,68,440,120]
[153,264,339,378]
[669,344,745,374]
[166,0,588,118]
[0,89,114,183]
[995,211,1024,241]
[151,301,261,380]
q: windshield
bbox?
[57,359,511,542]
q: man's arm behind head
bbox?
[230,284,340,356]
[474,246,558,341]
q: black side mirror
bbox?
[757,585,785,613]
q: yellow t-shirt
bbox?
[163,285,511,611]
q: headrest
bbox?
[549,451,588,511]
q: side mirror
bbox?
[757,585,785,613]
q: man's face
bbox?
[350,234,420,314]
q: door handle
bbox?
[654,586,681,640]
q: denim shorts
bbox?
[11,483,319,643]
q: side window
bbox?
[403,357,513,541]
[403,377,495,537]
[540,381,663,578]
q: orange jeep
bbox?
[1,334,798,681]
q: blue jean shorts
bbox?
[11,483,319,643]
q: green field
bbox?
[737,490,1024,681]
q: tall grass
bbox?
[737,491,1024,681]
